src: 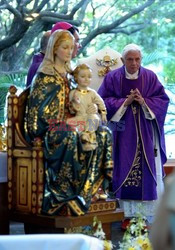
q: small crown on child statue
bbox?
[96,54,118,77]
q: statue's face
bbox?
[122,50,142,74]
[76,69,92,89]
[55,39,74,63]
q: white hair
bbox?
[122,43,142,59]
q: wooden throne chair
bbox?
[7,85,44,215]
[7,48,124,238]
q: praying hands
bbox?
[124,88,144,106]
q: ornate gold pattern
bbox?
[88,200,116,213]
[124,143,142,187]
[7,86,45,215]
[0,125,7,150]
[96,54,118,77]
[69,200,85,216]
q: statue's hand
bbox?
[87,103,98,114]
[101,113,107,123]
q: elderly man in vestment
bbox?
[98,43,169,227]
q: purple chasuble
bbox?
[26,52,44,87]
[98,65,169,201]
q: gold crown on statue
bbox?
[96,54,118,77]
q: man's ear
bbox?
[121,57,124,65]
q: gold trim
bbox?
[8,181,12,188]
[32,184,37,192]
[8,105,12,119]
[16,158,32,212]
[8,190,12,203]
[32,159,37,183]
[138,108,157,183]
[114,106,139,194]
[69,200,85,216]
[8,157,12,181]
[88,200,116,213]
[13,105,18,119]
[15,123,31,147]
[8,98,12,104]
[77,88,89,94]
[39,151,43,158]
[8,149,12,156]
[13,98,18,104]
[32,151,37,158]
[13,149,32,157]
[15,131,27,147]
[7,128,12,148]
[32,193,37,206]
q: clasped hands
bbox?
[124,88,144,106]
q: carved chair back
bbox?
[7,86,44,214]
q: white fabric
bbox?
[111,102,127,122]
[142,102,155,120]
[0,151,7,183]
[0,234,104,250]
[110,101,155,123]
[125,68,139,79]
[78,47,123,91]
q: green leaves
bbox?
[0,71,27,124]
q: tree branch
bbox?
[40,10,70,20]
[34,0,52,13]
[10,19,45,70]
[76,0,90,22]
[0,0,23,20]
[109,22,151,35]
[79,0,155,53]
[69,0,91,19]
[62,0,69,14]
[0,21,29,51]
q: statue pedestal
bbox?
[9,208,124,240]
